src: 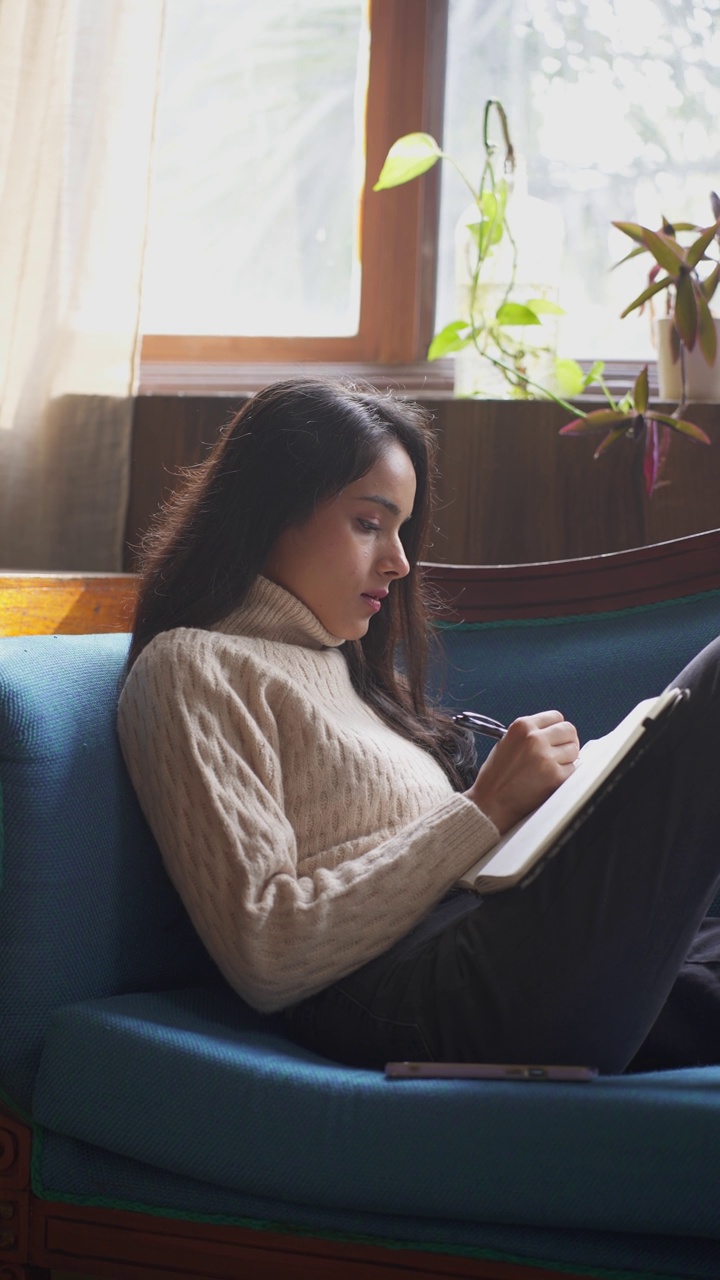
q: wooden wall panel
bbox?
[124,395,720,570]
[427,399,720,564]
[427,399,642,564]
[124,396,238,567]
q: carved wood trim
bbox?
[0,1197,29,1272]
[423,529,720,622]
[0,1112,30,1193]
[0,1110,31,1273]
[30,1198,595,1280]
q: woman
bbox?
[118,378,720,1074]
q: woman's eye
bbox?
[358,519,381,532]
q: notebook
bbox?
[458,686,688,893]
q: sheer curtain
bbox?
[0,0,165,570]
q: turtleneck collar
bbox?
[214,576,346,650]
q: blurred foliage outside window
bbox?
[437,0,720,360]
[141,0,367,338]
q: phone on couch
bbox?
[385,1061,598,1082]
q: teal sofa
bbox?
[2,532,720,1280]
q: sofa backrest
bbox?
[0,632,217,1112]
[431,589,720,759]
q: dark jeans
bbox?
[284,636,720,1075]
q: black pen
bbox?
[451,711,508,740]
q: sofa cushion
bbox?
[33,985,720,1241]
[34,1128,720,1280]
[0,633,217,1111]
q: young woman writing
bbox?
[118,379,720,1074]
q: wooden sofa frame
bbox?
[2,528,720,1280]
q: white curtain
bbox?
[0,0,165,570]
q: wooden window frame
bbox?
[140,0,449,381]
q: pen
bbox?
[451,711,508,740]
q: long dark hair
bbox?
[127,378,475,788]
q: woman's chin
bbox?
[341,618,372,642]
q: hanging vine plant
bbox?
[374,99,589,407]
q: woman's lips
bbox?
[361,593,383,613]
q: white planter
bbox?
[655,315,720,402]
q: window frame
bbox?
[140,0,449,377]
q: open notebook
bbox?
[458,686,688,894]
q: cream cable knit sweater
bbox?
[117,576,499,1012]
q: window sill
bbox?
[137,358,456,397]
[137,356,658,399]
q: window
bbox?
[141,0,720,377]
[142,0,368,340]
[141,0,446,370]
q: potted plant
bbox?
[613,194,720,404]
[560,199,719,495]
[559,364,710,497]
[374,100,581,406]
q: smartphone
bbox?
[385,1061,597,1082]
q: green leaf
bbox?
[484,217,505,251]
[427,319,471,360]
[612,221,647,244]
[614,225,702,267]
[468,217,502,259]
[373,133,442,190]
[642,228,685,275]
[479,191,498,220]
[612,245,649,269]
[696,288,717,365]
[675,272,698,349]
[478,179,508,219]
[686,222,718,270]
[554,359,586,398]
[467,189,507,259]
[495,302,542,326]
[594,427,628,459]
[559,409,632,435]
[633,365,649,414]
[526,298,565,316]
[649,413,712,444]
[586,359,606,384]
[620,274,672,318]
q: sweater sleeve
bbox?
[117,632,499,1012]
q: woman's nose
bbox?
[381,537,410,579]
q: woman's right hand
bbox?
[465,711,580,834]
